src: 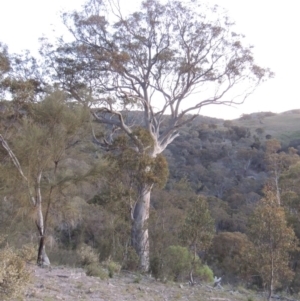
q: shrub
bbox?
[18,243,36,262]
[164,245,192,281]
[85,264,107,279]
[122,246,139,271]
[107,261,121,278]
[77,244,99,266]
[0,246,31,299]
[150,256,163,280]
[158,245,214,283]
[194,264,214,282]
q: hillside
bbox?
[2,105,300,297]
[234,110,300,146]
[162,110,300,232]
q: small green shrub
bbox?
[85,264,107,279]
[150,256,163,280]
[159,245,214,283]
[0,246,31,299]
[194,264,214,282]
[164,245,192,281]
[77,244,99,266]
[107,261,121,278]
[122,246,139,271]
[133,274,142,283]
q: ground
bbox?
[7,265,275,301]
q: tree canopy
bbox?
[42,0,272,154]
[39,0,272,270]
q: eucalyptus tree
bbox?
[0,43,44,106]
[248,187,298,301]
[42,0,272,271]
[181,196,215,284]
[264,139,299,205]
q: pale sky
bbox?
[0,0,299,120]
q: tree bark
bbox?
[35,173,50,267]
[131,183,152,272]
[268,256,274,301]
[274,169,281,205]
[37,235,45,265]
[0,135,50,266]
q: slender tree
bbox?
[264,139,299,205]
[181,196,215,284]
[248,187,298,301]
[42,0,272,270]
[0,92,88,265]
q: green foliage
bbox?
[107,261,121,278]
[88,178,133,264]
[133,274,142,283]
[122,246,140,271]
[248,187,298,293]
[0,43,10,77]
[0,93,93,266]
[18,242,36,262]
[0,246,31,299]
[161,245,213,283]
[164,245,192,281]
[77,244,99,266]
[181,196,215,252]
[207,231,252,283]
[194,264,214,282]
[107,128,169,189]
[131,127,155,150]
[150,256,163,280]
[85,264,108,279]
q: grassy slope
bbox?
[234,111,300,146]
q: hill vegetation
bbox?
[1,100,300,299]
[0,0,299,299]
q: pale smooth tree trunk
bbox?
[274,169,281,205]
[36,204,49,266]
[131,183,152,272]
[268,256,274,301]
[0,135,50,266]
[35,172,50,267]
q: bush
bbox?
[150,256,163,280]
[194,264,214,282]
[0,246,31,299]
[18,243,36,262]
[77,244,99,266]
[107,261,121,278]
[164,245,192,281]
[157,245,214,283]
[122,246,139,271]
[85,264,108,279]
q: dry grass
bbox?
[235,112,300,145]
[0,246,32,300]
